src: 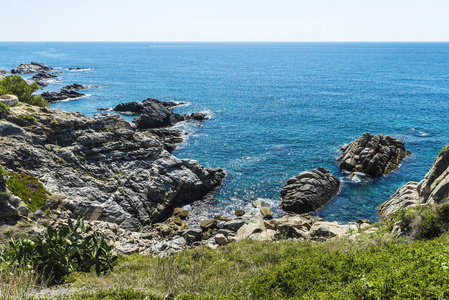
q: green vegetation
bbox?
[0,102,10,115]
[6,173,49,212]
[395,203,449,240]
[438,147,447,157]
[18,113,38,124]
[1,216,117,284]
[0,75,48,107]
[15,228,440,299]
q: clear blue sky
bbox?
[1,0,448,41]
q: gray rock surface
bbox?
[379,145,449,220]
[41,90,85,102]
[338,133,410,176]
[11,62,53,74]
[0,94,19,106]
[280,168,340,213]
[0,121,26,137]
[0,104,224,231]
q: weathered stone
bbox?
[214,233,229,245]
[173,207,189,219]
[0,95,19,107]
[221,219,246,232]
[183,228,203,244]
[280,168,340,214]
[200,219,218,231]
[338,133,410,176]
[260,207,272,219]
[234,209,245,217]
[275,223,308,239]
[308,221,350,239]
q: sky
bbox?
[1,0,448,42]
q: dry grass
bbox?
[0,268,41,299]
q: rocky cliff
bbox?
[379,145,449,220]
[0,103,224,231]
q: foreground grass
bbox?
[15,226,448,299]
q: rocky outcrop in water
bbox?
[32,72,56,82]
[338,133,410,177]
[379,145,449,220]
[62,83,87,91]
[0,103,224,231]
[280,168,340,213]
[11,62,53,74]
[41,90,85,102]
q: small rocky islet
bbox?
[1,61,446,257]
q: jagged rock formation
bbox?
[338,133,410,176]
[11,62,53,74]
[0,103,224,231]
[379,145,449,220]
[280,168,340,213]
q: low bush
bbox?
[0,102,10,116]
[0,75,48,107]
[6,173,48,212]
[1,216,117,284]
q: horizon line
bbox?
[1,40,449,43]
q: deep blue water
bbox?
[1,42,449,223]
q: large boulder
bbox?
[133,102,185,129]
[0,95,19,107]
[338,133,410,176]
[11,62,53,74]
[379,145,449,220]
[280,168,340,213]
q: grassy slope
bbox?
[18,224,449,300]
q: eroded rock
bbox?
[379,145,449,220]
[338,133,410,176]
[280,168,340,213]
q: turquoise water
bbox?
[1,42,449,222]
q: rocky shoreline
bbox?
[0,61,432,257]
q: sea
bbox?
[1,42,449,223]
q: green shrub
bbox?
[0,165,7,192]
[17,114,37,124]
[0,75,48,107]
[0,102,10,115]
[2,216,117,284]
[6,173,48,212]
[415,203,449,239]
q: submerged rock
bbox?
[338,133,410,176]
[11,62,53,74]
[280,168,340,214]
[379,145,449,220]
